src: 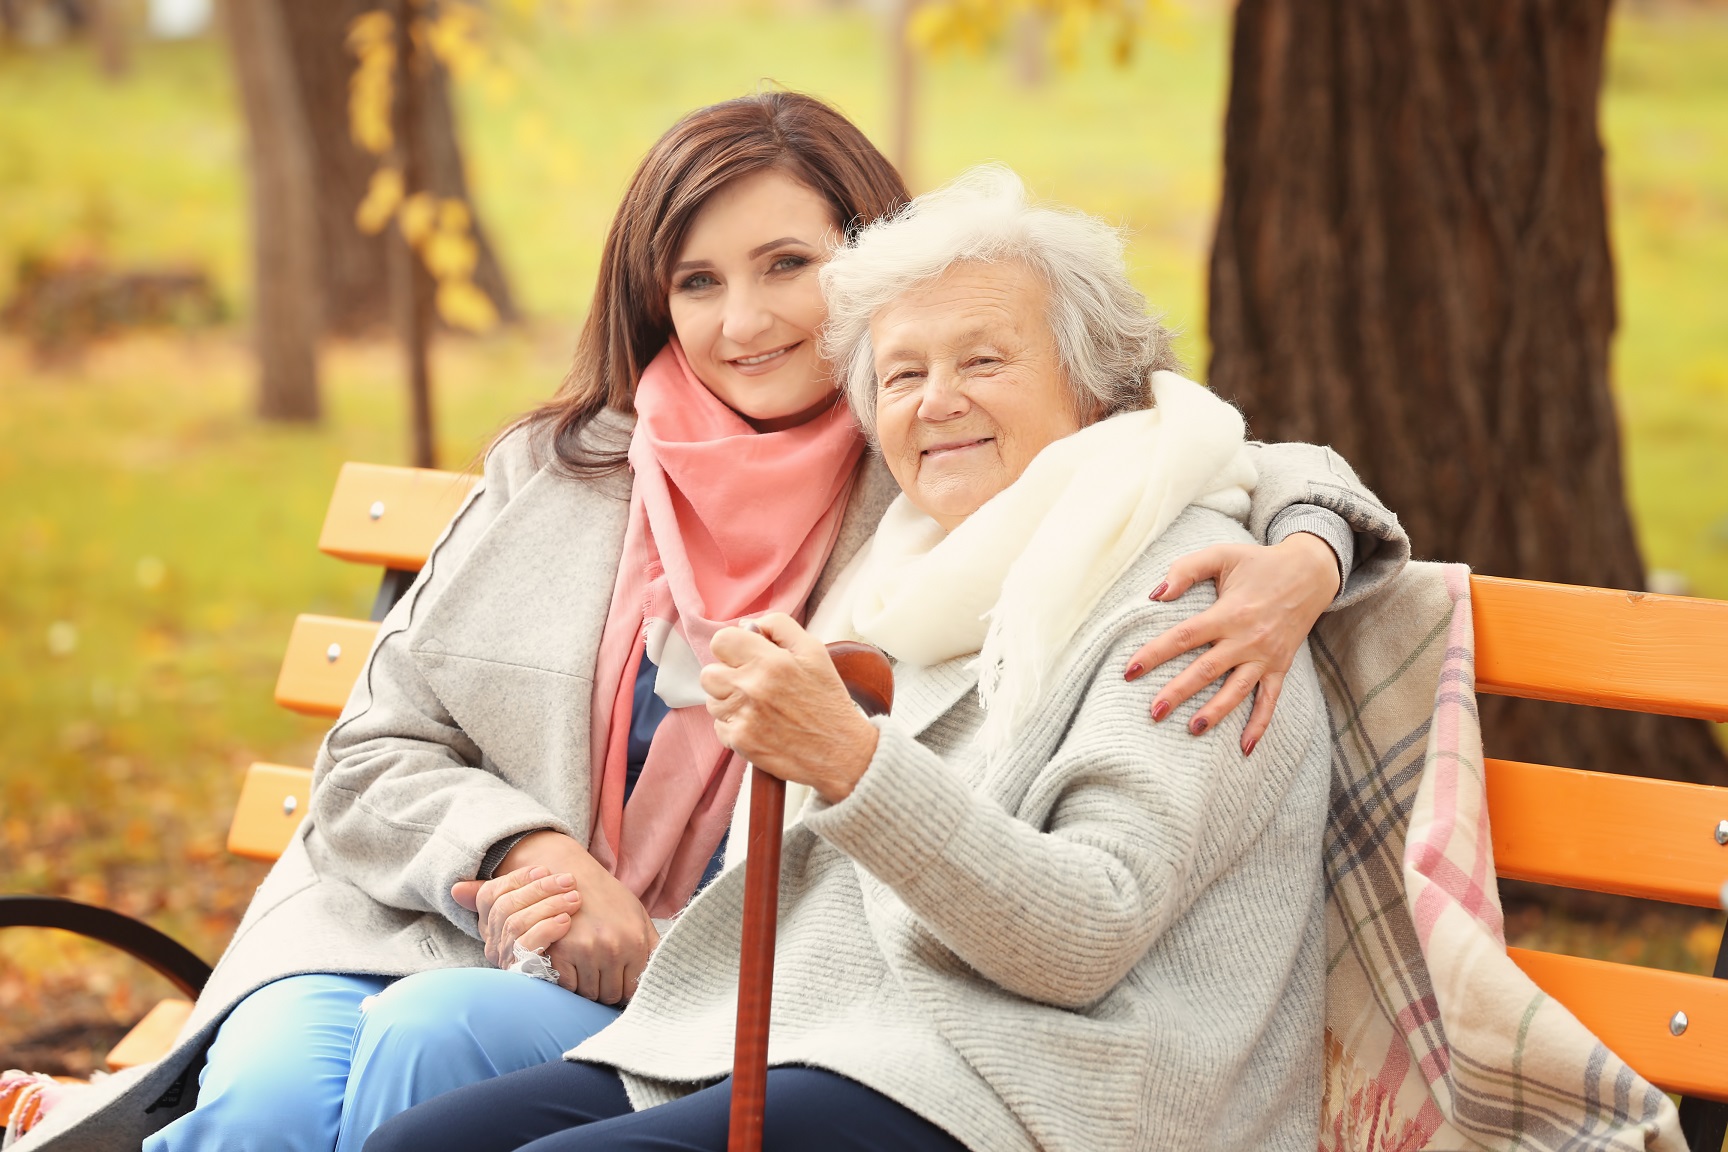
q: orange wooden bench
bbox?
[3,465,1726,1148]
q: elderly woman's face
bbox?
[871,262,1085,530]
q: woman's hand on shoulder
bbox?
[702,613,879,804]
[1124,533,1340,755]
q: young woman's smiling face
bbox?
[667,169,843,432]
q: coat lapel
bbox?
[409,464,629,794]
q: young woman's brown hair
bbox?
[527,91,910,474]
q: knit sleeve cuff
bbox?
[801,718,970,887]
[1267,503,1354,605]
[476,829,544,881]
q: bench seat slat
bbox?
[1486,759,1728,909]
[275,615,380,717]
[1471,575,1728,722]
[227,763,312,862]
[105,997,192,1071]
[1509,947,1728,1102]
[318,462,476,571]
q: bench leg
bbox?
[370,567,418,622]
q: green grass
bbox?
[0,0,1725,1049]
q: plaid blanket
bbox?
[1314,562,1685,1151]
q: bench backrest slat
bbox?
[1510,947,1728,1103]
[227,763,313,861]
[1472,575,1728,722]
[318,462,477,570]
[1486,758,1728,909]
[275,615,382,717]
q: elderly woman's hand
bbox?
[1125,532,1341,755]
[452,831,659,1004]
[701,613,880,803]
[452,863,582,973]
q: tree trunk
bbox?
[393,0,436,468]
[1010,7,1049,89]
[224,0,322,422]
[887,0,917,186]
[89,0,128,80]
[276,0,516,337]
[1209,0,1728,785]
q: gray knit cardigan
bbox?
[575,505,1334,1152]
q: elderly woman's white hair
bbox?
[819,164,1180,440]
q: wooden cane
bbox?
[727,640,894,1152]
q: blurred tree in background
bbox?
[223,0,320,421]
[220,0,517,459]
[1209,0,1728,787]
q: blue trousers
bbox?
[143,968,622,1152]
[362,1058,970,1152]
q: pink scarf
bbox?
[587,341,863,918]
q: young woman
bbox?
[25,92,1405,1152]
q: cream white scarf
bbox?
[811,371,1257,756]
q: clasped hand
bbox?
[451,829,658,1005]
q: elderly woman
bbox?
[365,167,1342,1152]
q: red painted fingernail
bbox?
[1150,699,1171,722]
[1149,581,1169,601]
[1125,662,1144,681]
[1190,716,1210,736]
[1243,735,1258,756]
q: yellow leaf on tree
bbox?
[423,229,478,280]
[481,64,518,103]
[907,0,1146,68]
[514,113,551,151]
[906,4,957,52]
[435,277,499,333]
[437,197,472,234]
[346,9,393,51]
[399,192,438,247]
[1053,3,1086,67]
[355,166,405,235]
[423,3,486,79]
[346,10,397,155]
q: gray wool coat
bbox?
[22,413,1407,1151]
[579,507,1335,1152]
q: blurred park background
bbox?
[2,0,1726,1077]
